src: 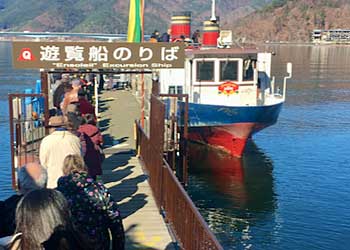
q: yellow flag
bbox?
[127,0,144,42]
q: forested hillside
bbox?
[1,0,350,42]
[232,0,350,42]
[0,0,269,34]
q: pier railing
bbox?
[136,95,223,250]
[8,93,47,189]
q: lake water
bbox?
[0,41,39,198]
[1,42,350,250]
[187,44,350,250]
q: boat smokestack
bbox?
[202,19,220,47]
[171,11,192,42]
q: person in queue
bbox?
[78,113,104,179]
[53,74,71,111]
[57,154,125,250]
[0,162,47,238]
[64,104,102,179]
[39,115,81,188]
[77,89,96,121]
[60,78,82,114]
[9,189,90,250]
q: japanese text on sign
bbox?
[12,42,185,69]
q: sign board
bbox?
[12,42,185,69]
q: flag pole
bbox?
[141,0,145,42]
[140,0,145,128]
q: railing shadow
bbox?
[99,117,111,132]
[108,175,148,203]
[102,151,148,219]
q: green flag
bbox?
[127,0,144,42]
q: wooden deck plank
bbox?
[100,90,176,250]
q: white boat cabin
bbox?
[159,48,280,107]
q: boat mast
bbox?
[210,0,217,22]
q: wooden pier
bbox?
[99,89,176,250]
[8,72,223,250]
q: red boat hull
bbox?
[188,122,267,157]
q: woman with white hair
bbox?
[0,162,47,238]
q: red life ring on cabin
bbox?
[218,81,239,95]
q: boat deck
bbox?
[99,89,176,250]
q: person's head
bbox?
[70,78,82,90]
[61,74,70,83]
[17,162,47,194]
[62,154,87,176]
[15,189,70,250]
[82,113,95,125]
[48,115,68,133]
[66,108,82,131]
[78,89,85,99]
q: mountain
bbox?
[1,0,350,42]
[231,0,350,42]
[0,0,270,34]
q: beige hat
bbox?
[48,115,68,127]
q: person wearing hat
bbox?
[39,115,82,188]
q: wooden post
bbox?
[94,76,99,120]
[151,73,159,96]
[8,94,17,190]
[182,95,189,186]
[141,73,145,128]
[40,71,49,135]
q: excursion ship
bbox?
[159,1,292,157]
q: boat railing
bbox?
[135,94,223,250]
[271,76,275,94]
[283,62,293,101]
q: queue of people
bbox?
[0,74,125,250]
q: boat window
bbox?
[220,61,238,81]
[196,61,214,81]
[243,59,255,81]
[168,86,176,94]
[168,86,183,94]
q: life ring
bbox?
[218,81,239,95]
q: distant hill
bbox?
[231,0,350,42]
[1,0,350,42]
[0,0,270,34]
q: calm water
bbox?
[187,44,350,250]
[1,42,350,249]
[0,41,39,198]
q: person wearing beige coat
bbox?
[39,116,82,188]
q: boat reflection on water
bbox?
[187,141,277,249]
